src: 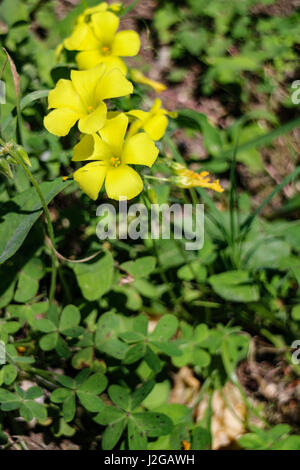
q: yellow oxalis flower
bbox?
[172,164,224,193]
[44,64,133,137]
[76,2,122,23]
[130,69,166,94]
[77,2,108,23]
[128,98,177,141]
[73,113,159,200]
[64,11,140,74]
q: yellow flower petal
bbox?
[44,109,79,137]
[76,51,127,73]
[48,79,85,114]
[76,50,104,70]
[64,23,99,51]
[99,113,128,155]
[128,110,148,121]
[78,101,107,134]
[151,98,163,113]
[73,134,112,162]
[112,30,140,57]
[71,65,106,108]
[55,42,64,61]
[74,162,107,200]
[91,11,119,45]
[96,68,133,101]
[143,114,168,140]
[130,69,166,93]
[77,3,108,23]
[122,133,159,167]
[105,164,143,200]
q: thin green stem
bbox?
[0,137,58,303]
[18,158,57,303]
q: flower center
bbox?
[87,105,94,113]
[110,156,121,168]
[101,45,111,56]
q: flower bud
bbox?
[0,158,13,179]
[14,145,31,167]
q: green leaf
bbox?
[20,90,49,111]
[109,385,131,411]
[292,305,300,321]
[35,318,57,333]
[0,0,29,25]
[56,335,71,358]
[272,436,300,450]
[51,388,72,404]
[95,312,129,360]
[131,380,155,410]
[2,365,17,385]
[25,401,47,422]
[127,419,147,450]
[72,252,114,301]
[0,178,72,264]
[177,263,207,282]
[94,406,125,426]
[78,372,107,394]
[59,304,81,334]
[20,402,34,421]
[62,392,76,422]
[39,332,58,351]
[54,418,75,438]
[119,331,145,343]
[120,257,156,279]
[56,375,75,389]
[132,412,173,437]
[142,381,170,410]
[71,347,93,369]
[76,392,104,413]
[193,348,211,368]
[0,388,20,403]
[192,426,211,450]
[123,343,146,365]
[25,386,43,400]
[209,270,260,302]
[150,314,178,341]
[14,271,39,303]
[144,346,162,373]
[150,341,182,357]
[102,418,127,450]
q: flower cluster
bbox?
[44,1,223,201]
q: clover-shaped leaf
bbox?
[51,370,107,422]
[0,385,47,422]
[119,314,181,369]
[36,305,84,359]
[94,380,172,450]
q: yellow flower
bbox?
[76,2,109,24]
[73,113,159,200]
[130,69,166,93]
[44,64,133,137]
[173,166,224,193]
[76,2,122,23]
[64,11,140,73]
[128,98,177,141]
